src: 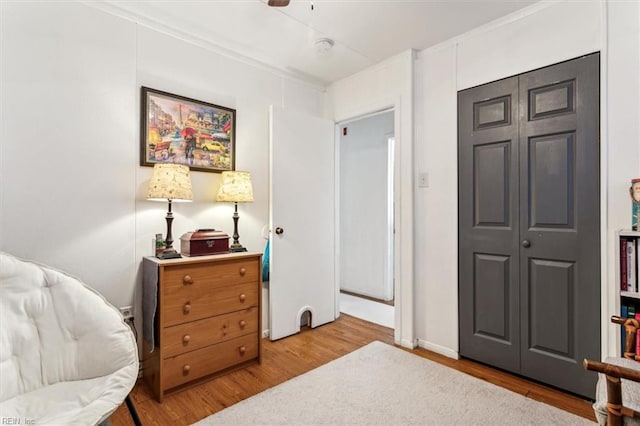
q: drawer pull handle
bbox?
[183,303,191,314]
[182,334,191,344]
[239,320,247,328]
[239,294,246,302]
[183,275,193,285]
[239,267,247,276]
[183,364,191,375]
[239,346,246,355]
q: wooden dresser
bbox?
[142,252,262,402]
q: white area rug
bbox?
[194,341,594,425]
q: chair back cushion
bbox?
[0,252,138,402]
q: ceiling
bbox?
[101,0,539,85]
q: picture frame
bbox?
[140,87,236,173]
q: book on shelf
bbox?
[622,305,628,354]
[627,239,637,292]
[621,238,628,290]
[620,305,639,357]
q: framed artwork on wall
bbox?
[140,87,236,173]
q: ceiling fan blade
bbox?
[268,0,290,6]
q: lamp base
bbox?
[157,248,182,259]
[229,244,247,253]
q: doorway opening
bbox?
[337,109,395,329]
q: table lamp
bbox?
[216,171,254,252]
[147,163,193,259]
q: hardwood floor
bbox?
[110,314,596,425]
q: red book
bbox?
[621,238,628,290]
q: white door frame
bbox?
[333,97,413,347]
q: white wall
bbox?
[456,1,601,91]
[1,2,138,308]
[603,0,640,355]
[327,50,415,348]
[339,111,394,300]
[0,2,325,341]
[414,0,640,357]
[414,44,459,357]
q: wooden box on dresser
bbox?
[142,252,262,402]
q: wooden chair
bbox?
[583,316,640,426]
[612,315,640,362]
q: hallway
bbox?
[339,292,394,328]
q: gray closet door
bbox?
[459,53,600,398]
[518,54,600,397]
[458,76,521,373]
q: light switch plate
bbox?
[418,172,429,188]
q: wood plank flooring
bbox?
[110,314,596,425]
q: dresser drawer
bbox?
[163,333,259,390]
[162,306,259,358]
[163,258,260,295]
[164,281,258,327]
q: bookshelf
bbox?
[618,230,640,357]
[619,230,640,294]
[621,291,640,300]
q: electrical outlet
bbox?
[119,306,134,320]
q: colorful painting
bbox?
[140,87,235,173]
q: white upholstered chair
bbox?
[0,252,139,425]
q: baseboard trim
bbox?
[400,338,417,349]
[417,339,459,360]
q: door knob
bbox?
[275,227,284,235]
[521,240,531,248]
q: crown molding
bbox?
[79,0,328,91]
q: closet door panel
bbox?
[519,53,600,398]
[458,76,520,373]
